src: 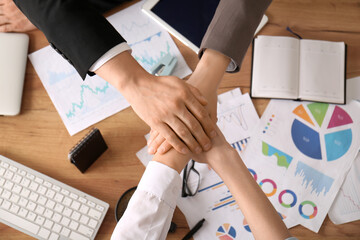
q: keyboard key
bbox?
[88,219,98,229]
[10,193,19,203]
[44,219,54,229]
[60,227,70,237]
[1,200,11,210]
[54,203,64,213]
[13,174,22,183]
[69,231,90,240]
[71,201,80,211]
[29,181,39,191]
[35,215,45,225]
[54,193,64,202]
[70,193,78,200]
[0,161,9,168]
[71,211,81,221]
[69,220,79,230]
[12,184,22,194]
[78,224,94,238]
[26,201,36,211]
[61,189,70,196]
[9,204,20,214]
[0,208,39,235]
[49,232,59,240]
[0,178,5,186]
[52,223,62,233]
[20,178,30,188]
[61,216,70,226]
[19,197,28,207]
[87,200,96,208]
[2,189,11,199]
[46,199,55,209]
[79,204,89,214]
[18,169,26,176]
[0,167,5,175]
[4,180,14,190]
[35,177,43,184]
[38,195,47,205]
[63,197,72,206]
[9,165,17,172]
[37,185,47,195]
[63,207,73,217]
[52,185,61,192]
[38,227,50,239]
[4,170,14,179]
[26,211,36,221]
[35,205,45,215]
[52,213,62,223]
[46,189,56,199]
[96,204,105,212]
[29,192,39,202]
[44,181,52,188]
[20,188,30,198]
[79,197,87,204]
[26,173,35,180]
[88,209,101,220]
[18,207,28,218]
[44,209,54,219]
[80,215,89,225]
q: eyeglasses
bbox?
[182,160,200,197]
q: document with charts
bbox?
[241,100,360,232]
[28,1,191,135]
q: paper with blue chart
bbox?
[28,1,191,135]
[242,99,360,232]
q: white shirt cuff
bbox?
[138,161,182,209]
[226,58,238,72]
[89,42,132,72]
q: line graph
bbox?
[66,83,110,118]
[218,104,248,131]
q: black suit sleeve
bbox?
[14,0,129,79]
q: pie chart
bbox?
[216,223,236,240]
[291,103,353,161]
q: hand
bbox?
[95,51,216,155]
[0,0,37,32]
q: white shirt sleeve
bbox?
[111,161,182,240]
[89,42,132,72]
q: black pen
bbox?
[182,218,205,240]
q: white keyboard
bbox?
[0,155,109,240]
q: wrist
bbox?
[95,51,151,92]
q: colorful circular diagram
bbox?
[299,200,318,219]
[216,223,236,240]
[259,179,277,197]
[278,190,297,208]
[248,168,257,181]
[291,103,353,161]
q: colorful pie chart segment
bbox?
[327,106,353,129]
[307,103,329,127]
[325,129,352,161]
[243,219,251,233]
[293,104,314,126]
[216,223,236,240]
[291,119,322,160]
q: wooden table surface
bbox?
[1,0,360,239]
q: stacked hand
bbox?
[0,0,36,32]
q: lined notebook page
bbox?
[299,39,345,103]
[252,36,300,99]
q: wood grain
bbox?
[1,0,359,239]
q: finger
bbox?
[180,110,212,151]
[148,134,166,154]
[157,140,172,155]
[167,116,203,154]
[185,94,217,140]
[157,122,190,155]
[147,129,159,146]
[0,16,8,25]
[187,84,208,106]
[0,23,10,32]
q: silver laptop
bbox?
[0,33,29,116]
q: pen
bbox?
[182,218,205,240]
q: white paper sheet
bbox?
[346,76,360,102]
[242,100,360,232]
[28,1,191,135]
[328,153,360,224]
